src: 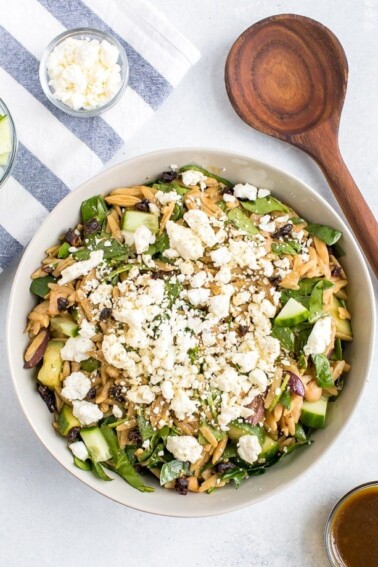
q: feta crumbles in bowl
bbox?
[39,28,128,117]
[7,149,375,516]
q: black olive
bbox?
[128,429,142,444]
[159,171,178,182]
[37,383,56,413]
[109,385,126,403]
[214,462,236,474]
[99,307,112,321]
[135,199,150,213]
[273,223,293,239]
[67,427,81,442]
[175,477,189,495]
[83,218,101,235]
[64,228,81,247]
[57,297,69,311]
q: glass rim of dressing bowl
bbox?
[324,481,378,567]
[0,98,18,188]
[39,27,129,118]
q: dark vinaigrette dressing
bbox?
[329,485,378,566]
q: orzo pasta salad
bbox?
[24,165,352,494]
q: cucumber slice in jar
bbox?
[300,397,328,429]
[274,298,309,327]
[122,211,159,234]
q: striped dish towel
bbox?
[0,0,200,273]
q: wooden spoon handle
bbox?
[296,125,378,278]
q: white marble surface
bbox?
[1,1,377,566]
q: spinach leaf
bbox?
[152,181,188,197]
[222,443,237,460]
[330,338,343,361]
[308,280,334,323]
[271,326,295,352]
[179,164,233,187]
[295,328,312,356]
[306,223,342,245]
[220,466,249,488]
[333,242,345,258]
[100,425,154,492]
[159,460,190,486]
[227,207,259,235]
[73,456,91,471]
[80,357,100,372]
[91,461,113,481]
[137,413,155,442]
[74,235,129,263]
[241,196,289,214]
[294,423,307,442]
[30,275,56,298]
[271,241,302,255]
[312,354,334,388]
[57,242,70,259]
[81,195,108,223]
[279,388,292,409]
[154,232,170,254]
[291,217,305,225]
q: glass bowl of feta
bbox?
[6,149,375,517]
[0,98,18,187]
[39,28,129,117]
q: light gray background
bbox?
[1,1,377,566]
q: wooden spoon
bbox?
[225,14,378,277]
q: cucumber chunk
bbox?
[275,298,309,327]
[37,340,64,389]
[325,295,352,341]
[0,115,11,154]
[80,427,112,463]
[50,316,79,338]
[259,436,278,461]
[227,421,265,445]
[122,211,159,234]
[300,397,328,429]
[58,404,80,436]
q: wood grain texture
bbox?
[225,14,378,277]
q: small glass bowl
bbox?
[0,98,18,188]
[325,481,378,566]
[39,27,129,117]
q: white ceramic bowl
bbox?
[6,148,375,517]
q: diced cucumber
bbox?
[0,115,11,154]
[300,397,328,429]
[57,242,70,259]
[122,211,159,234]
[58,404,80,436]
[37,341,64,389]
[227,421,265,445]
[50,316,79,338]
[80,427,112,463]
[0,152,9,166]
[275,298,309,327]
[227,207,259,235]
[325,295,352,341]
[259,436,278,461]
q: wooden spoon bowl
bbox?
[225,14,378,277]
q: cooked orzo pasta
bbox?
[24,164,352,494]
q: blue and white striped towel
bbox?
[0,0,200,273]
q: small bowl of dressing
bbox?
[325,482,378,566]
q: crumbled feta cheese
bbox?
[304,316,332,355]
[61,371,91,401]
[233,183,258,201]
[233,291,251,306]
[166,435,203,463]
[112,405,123,419]
[102,333,136,371]
[223,193,236,203]
[181,169,207,187]
[89,283,113,307]
[179,261,195,275]
[69,441,89,461]
[161,380,174,400]
[134,225,156,255]
[155,190,181,205]
[166,221,204,260]
[59,250,104,285]
[249,369,268,391]
[210,247,232,266]
[257,188,270,198]
[61,336,95,363]
[47,37,122,111]
[163,248,180,259]
[170,389,198,420]
[211,367,241,396]
[149,203,160,216]
[208,294,231,318]
[183,210,218,247]
[215,265,232,284]
[191,271,207,288]
[232,351,258,373]
[127,385,155,405]
[237,434,261,464]
[79,319,96,339]
[187,288,210,306]
[72,400,103,425]
[259,221,276,233]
